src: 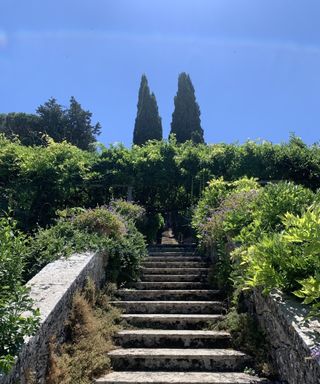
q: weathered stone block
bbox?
[253,289,320,384]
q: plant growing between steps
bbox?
[210,309,278,380]
[46,279,122,384]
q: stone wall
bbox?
[0,251,108,384]
[253,289,320,384]
[207,243,320,383]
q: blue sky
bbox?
[1,0,320,146]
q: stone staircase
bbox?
[95,245,270,384]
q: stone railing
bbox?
[0,251,108,384]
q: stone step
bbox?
[146,256,204,262]
[133,281,208,290]
[149,247,196,251]
[148,246,195,252]
[142,274,206,282]
[117,289,219,301]
[142,262,208,268]
[148,251,196,257]
[95,371,270,383]
[121,314,224,329]
[141,268,210,275]
[112,300,225,314]
[108,348,251,372]
[115,330,231,348]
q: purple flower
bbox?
[311,345,320,363]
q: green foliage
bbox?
[106,220,147,283]
[109,199,146,224]
[294,275,320,317]
[26,205,147,284]
[36,97,101,150]
[238,181,315,244]
[193,177,260,291]
[73,207,126,237]
[194,178,320,318]
[193,177,260,244]
[0,97,100,150]
[24,219,105,281]
[192,178,228,231]
[0,113,43,146]
[0,216,40,374]
[3,134,320,234]
[0,135,95,231]
[1,202,146,373]
[233,206,320,316]
[64,96,101,150]
[139,212,165,245]
[133,75,162,145]
[170,73,204,143]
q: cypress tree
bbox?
[133,75,162,145]
[170,72,204,144]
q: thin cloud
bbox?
[14,29,320,56]
[0,30,8,48]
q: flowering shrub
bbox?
[108,199,146,224]
[193,177,260,243]
[195,178,260,242]
[311,345,320,364]
[26,204,147,284]
[73,207,126,237]
[193,178,260,289]
[193,178,320,317]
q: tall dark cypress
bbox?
[133,75,162,145]
[170,73,204,144]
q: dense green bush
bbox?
[0,216,40,374]
[24,218,105,281]
[193,178,320,317]
[0,135,95,232]
[25,204,147,284]
[233,205,320,316]
[2,134,320,234]
[139,212,165,244]
[237,181,315,244]
[73,208,126,237]
[193,178,260,289]
[106,220,147,284]
[108,199,146,224]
